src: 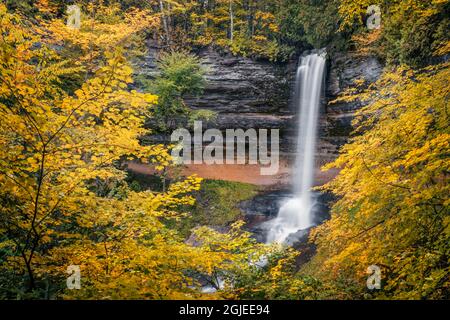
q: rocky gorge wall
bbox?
[321,52,384,165]
[135,43,384,186]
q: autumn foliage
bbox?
[0,4,276,299]
[0,0,448,300]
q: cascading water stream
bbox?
[266,50,326,244]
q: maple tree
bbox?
[36,1,159,75]
[0,4,276,299]
[309,60,450,299]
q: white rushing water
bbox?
[266,50,326,244]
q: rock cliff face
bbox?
[183,47,298,150]
[136,44,384,180]
[319,52,384,165]
[184,48,383,165]
[185,48,295,114]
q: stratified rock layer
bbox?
[135,45,383,181]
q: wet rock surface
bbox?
[184,47,296,114]
[320,52,384,158]
[240,191,333,239]
[239,190,334,266]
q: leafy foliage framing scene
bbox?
[0,0,448,301]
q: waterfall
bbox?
[266,50,326,244]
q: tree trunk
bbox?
[229,0,234,42]
[22,251,35,291]
[158,0,171,45]
[249,0,254,37]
